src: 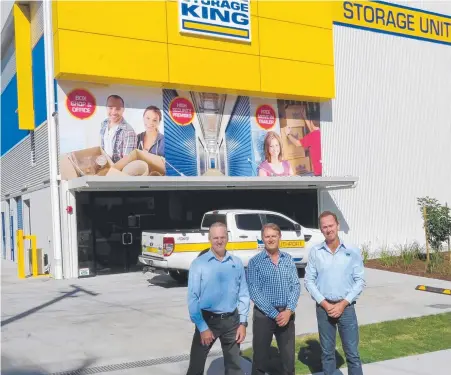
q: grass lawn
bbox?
[242,312,451,375]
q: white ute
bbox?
[139,209,318,283]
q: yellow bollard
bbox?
[17,230,25,279]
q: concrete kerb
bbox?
[416,284,451,296]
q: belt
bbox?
[323,299,356,305]
[202,309,237,320]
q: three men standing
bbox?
[305,211,365,375]
[247,223,301,375]
[187,212,365,375]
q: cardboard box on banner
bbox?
[280,104,307,129]
[288,156,312,176]
[114,149,166,176]
[280,126,306,158]
[60,146,123,180]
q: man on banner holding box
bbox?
[100,94,137,163]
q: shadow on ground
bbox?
[1,285,99,327]
[1,357,96,375]
[298,339,345,374]
[147,275,187,288]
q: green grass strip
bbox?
[242,312,451,374]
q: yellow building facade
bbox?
[52,0,336,101]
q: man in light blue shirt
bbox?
[186,222,250,375]
[305,211,365,375]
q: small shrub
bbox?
[427,251,445,274]
[379,247,397,267]
[417,197,451,251]
[361,243,371,264]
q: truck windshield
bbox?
[201,214,226,229]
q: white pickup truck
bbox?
[138,209,321,283]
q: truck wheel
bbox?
[169,270,188,284]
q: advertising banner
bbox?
[57,83,322,180]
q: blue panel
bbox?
[32,37,47,126]
[17,197,23,230]
[1,37,47,156]
[225,96,254,176]
[1,77,27,156]
[163,90,198,176]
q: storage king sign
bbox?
[179,0,251,42]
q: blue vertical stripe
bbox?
[225,96,254,176]
[163,90,198,176]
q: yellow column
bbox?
[17,230,25,279]
[13,3,35,130]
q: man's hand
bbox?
[275,310,292,327]
[236,325,246,344]
[200,329,215,346]
[327,301,348,318]
[320,300,333,315]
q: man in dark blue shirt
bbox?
[247,223,301,375]
[186,222,250,375]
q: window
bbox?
[202,214,226,228]
[265,214,295,231]
[235,214,262,231]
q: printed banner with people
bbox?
[57,83,322,180]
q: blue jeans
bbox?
[316,303,363,375]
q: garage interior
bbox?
[75,189,318,276]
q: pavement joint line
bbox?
[415,285,451,295]
[48,350,224,375]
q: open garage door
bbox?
[71,176,357,277]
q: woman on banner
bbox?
[258,131,294,177]
[137,105,165,157]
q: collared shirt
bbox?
[246,250,301,319]
[304,241,365,305]
[187,250,250,333]
[100,118,137,163]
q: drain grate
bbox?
[49,350,223,375]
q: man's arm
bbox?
[121,128,137,158]
[187,261,209,332]
[246,259,280,319]
[237,260,250,323]
[286,258,301,312]
[304,249,326,304]
[344,250,366,304]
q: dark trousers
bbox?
[186,310,243,375]
[316,303,363,375]
[251,307,295,375]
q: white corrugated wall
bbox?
[321,17,451,252]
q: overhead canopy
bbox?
[67,176,358,192]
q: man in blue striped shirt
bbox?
[186,222,250,375]
[247,223,301,375]
[305,211,365,375]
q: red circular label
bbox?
[169,97,195,126]
[66,89,96,120]
[256,105,276,130]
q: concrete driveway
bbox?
[2,259,450,374]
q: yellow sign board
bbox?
[334,1,451,46]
